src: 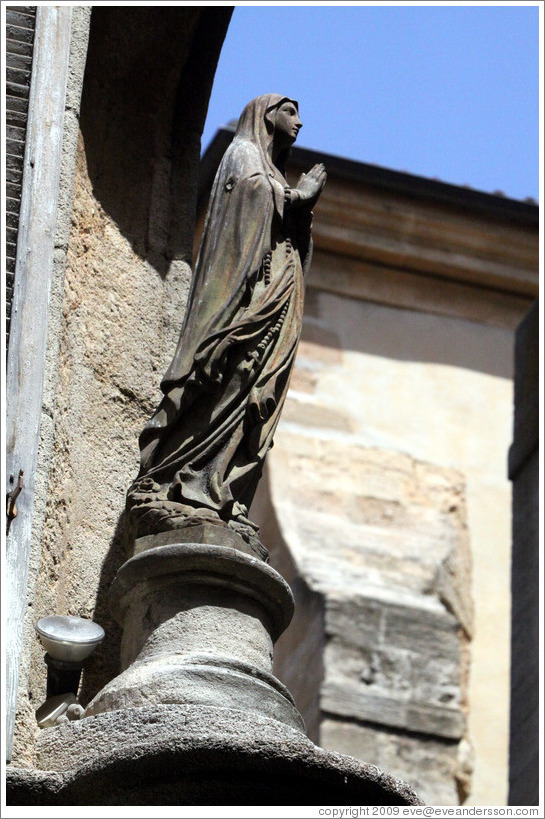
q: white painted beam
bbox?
[5,5,73,761]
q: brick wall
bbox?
[6,6,36,351]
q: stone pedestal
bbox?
[85,527,303,731]
[8,525,422,805]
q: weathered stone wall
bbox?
[29,139,181,707]
[10,5,232,766]
[255,437,472,805]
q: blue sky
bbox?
[202,3,541,202]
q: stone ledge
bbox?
[8,704,425,806]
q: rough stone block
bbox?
[322,595,464,740]
[320,717,466,806]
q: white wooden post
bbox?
[5,5,73,761]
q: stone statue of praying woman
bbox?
[127,94,326,550]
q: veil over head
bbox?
[159,94,298,390]
[234,93,299,178]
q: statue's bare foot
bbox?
[230,502,259,532]
[227,503,268,561]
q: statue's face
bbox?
[273,101,302,148]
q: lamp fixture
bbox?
[36,615,105,663]
[35,615,105,725]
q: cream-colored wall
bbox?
[269,290,514,805]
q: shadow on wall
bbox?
[78,514,129,707]
[249,465,326,746]
[74,5,233,702]
[79,5,233,277]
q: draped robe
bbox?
[128,95,313,530]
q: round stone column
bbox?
[85,526,304,732]
[29,524,422,806]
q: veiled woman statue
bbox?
[127,94,326,549]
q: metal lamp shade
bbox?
[36,615,105,663]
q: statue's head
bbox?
[235,94,301,164]
[269,98,302,151]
